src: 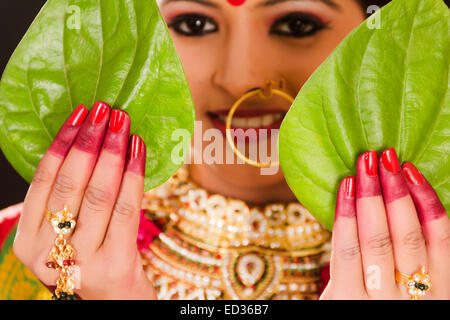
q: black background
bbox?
[0,0,47,209]
[0,299,444,318]
[0,0,449,210]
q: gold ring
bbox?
[225,80,294,168]
[46,204,77,235]
[46,205,78,300]
[395,266,431,300]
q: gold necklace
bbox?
[140,167,330,300]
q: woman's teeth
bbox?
[217,113,283,128]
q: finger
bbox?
[402,162,449,298]
[72,110,131,251]
[43,101,110,235]
[356,151,397,299]
[18,105,88,235]
[402,162,448,224]
[379,149,427,296]
[103,135,146,258]
[329,177,366,298]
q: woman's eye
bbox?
[168,14,218,37]
[270,13,327,38]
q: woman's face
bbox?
[159,0,366,202]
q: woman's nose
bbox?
[212,27,273,99]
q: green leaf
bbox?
[279,0,449,231]
[0,0,195,191]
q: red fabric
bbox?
[319,263,330,294]
[137,210,162,252]
[0,203,22,249]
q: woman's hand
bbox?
[321,149,449,300]
[13,102,156,299]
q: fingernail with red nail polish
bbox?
[130,135,143,160]
[89,101,110,124]
[381,148,400,173]
[344,177,355,199]
[68,105,88,126]
[364,151,378,176]
[109,109,126,133]
[402,162,424,185]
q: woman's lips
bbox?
[207,109,285,140]
[218,112,283,128]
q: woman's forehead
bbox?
[227,0,247,6]
[158,0,341,8]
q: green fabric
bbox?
[0,227,51,300]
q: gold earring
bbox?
[225,80,294,168]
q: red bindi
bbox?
[227,0,246,6]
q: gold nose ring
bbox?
[225,80,294,168]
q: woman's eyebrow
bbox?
[160,0,219,8]
[259,0,340,10]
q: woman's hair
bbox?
[358,0,392,15]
